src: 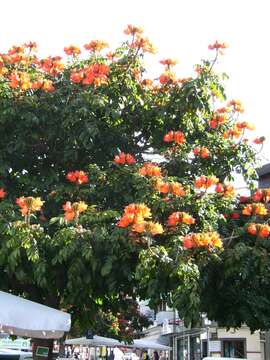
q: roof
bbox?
[257,163,270,176]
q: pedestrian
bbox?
[153,352,159,360]
[141,351,149,360]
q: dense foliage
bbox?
[0,25,267,337]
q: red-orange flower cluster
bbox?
[155,179,185,197]
[160,58,178,67]
[253,136,265,145]
[124,25,144,36]
[159,71,177,85]
[193,146,210,158]
[247,223,270,238]
[167,212,195,226]
[242,203,268,216]
[208,41,228,55]
[63,201,88,221]
[195,175,219,189]
[227,99,244,113]
[66,171,88,185]
[209,113,228,129]
[64,45,81,56]
[163,130,186,145]
[0,188,6,199]
[114,152,136,165]
[84,40,109,52]
[215,183,235,198]
[252,188,270,203]
[236,121,255,130]
[117,203,163,236]
[16,196,44,216]
[139,163,162,177]
[70,63,110,86]
[183,232,222,249]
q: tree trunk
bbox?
[32,338,54,360]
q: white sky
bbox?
[1,0,269,165]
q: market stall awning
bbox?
[0,291,71,339]
[130,339,171,350]
[65,336,171,350]
[65,336,121,347]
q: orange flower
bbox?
[114,152,136,165]
[174,131,186,145]
[132,222,146,233]
[167,212,195,226]
[183,232,222,249]
[163,130,185,145]
[43,80,54,92]
[136,204,152,219]
[117,214,134,227]
[63,201,87,221]
[208,41,228,55]
[117,203,153,232]
[64,211,76,221]
[64,45,81,56]
[242,203,268,216]
[16,196,44,216]
[252,190,263,202]
[171,182,185,197]
[155,179,170,194]
[258,225,270,238]
[242,204,252,216]
[0,188,6,199]
[70,71,84,84]
[82,63,110,86]
[160,58,178,67]
[201,147,210,158]
[66,170,88,185]
[163,130,175,142]
[223,184,235,198]
[31,78,44,90]
[159,71,177,85]
[139,163,162,177]
[254,203,268,215]
[209,113,227,129]
[236,121,255,130]
[253,136,265,145]
[124,25,144,35]
[227,99,244,113]
[193,146,210,158]
[129,35,157,54]
[252,188,270,203]
[195,175,219,189]
[84,40,109,51]
[9,72,20,89]
[147,222,164,235]
[215,183,225,193]
[183,235,194,249]
[247,223,257,235]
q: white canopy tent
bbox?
[65,336,121,347]
[65,336,171,350]
[0,291,71,339]
[131,339,171,350]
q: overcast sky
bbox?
[1,0,269,165]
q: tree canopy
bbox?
[0,25,268,338]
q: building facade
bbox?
[141,304,265,359]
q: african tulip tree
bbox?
[0,25,267,354]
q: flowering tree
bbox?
[0,25,268,353]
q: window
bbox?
[222,339,245,358]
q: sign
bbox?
[0,338,30,350]
[36,346,49,357]
[209,340,221,352]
